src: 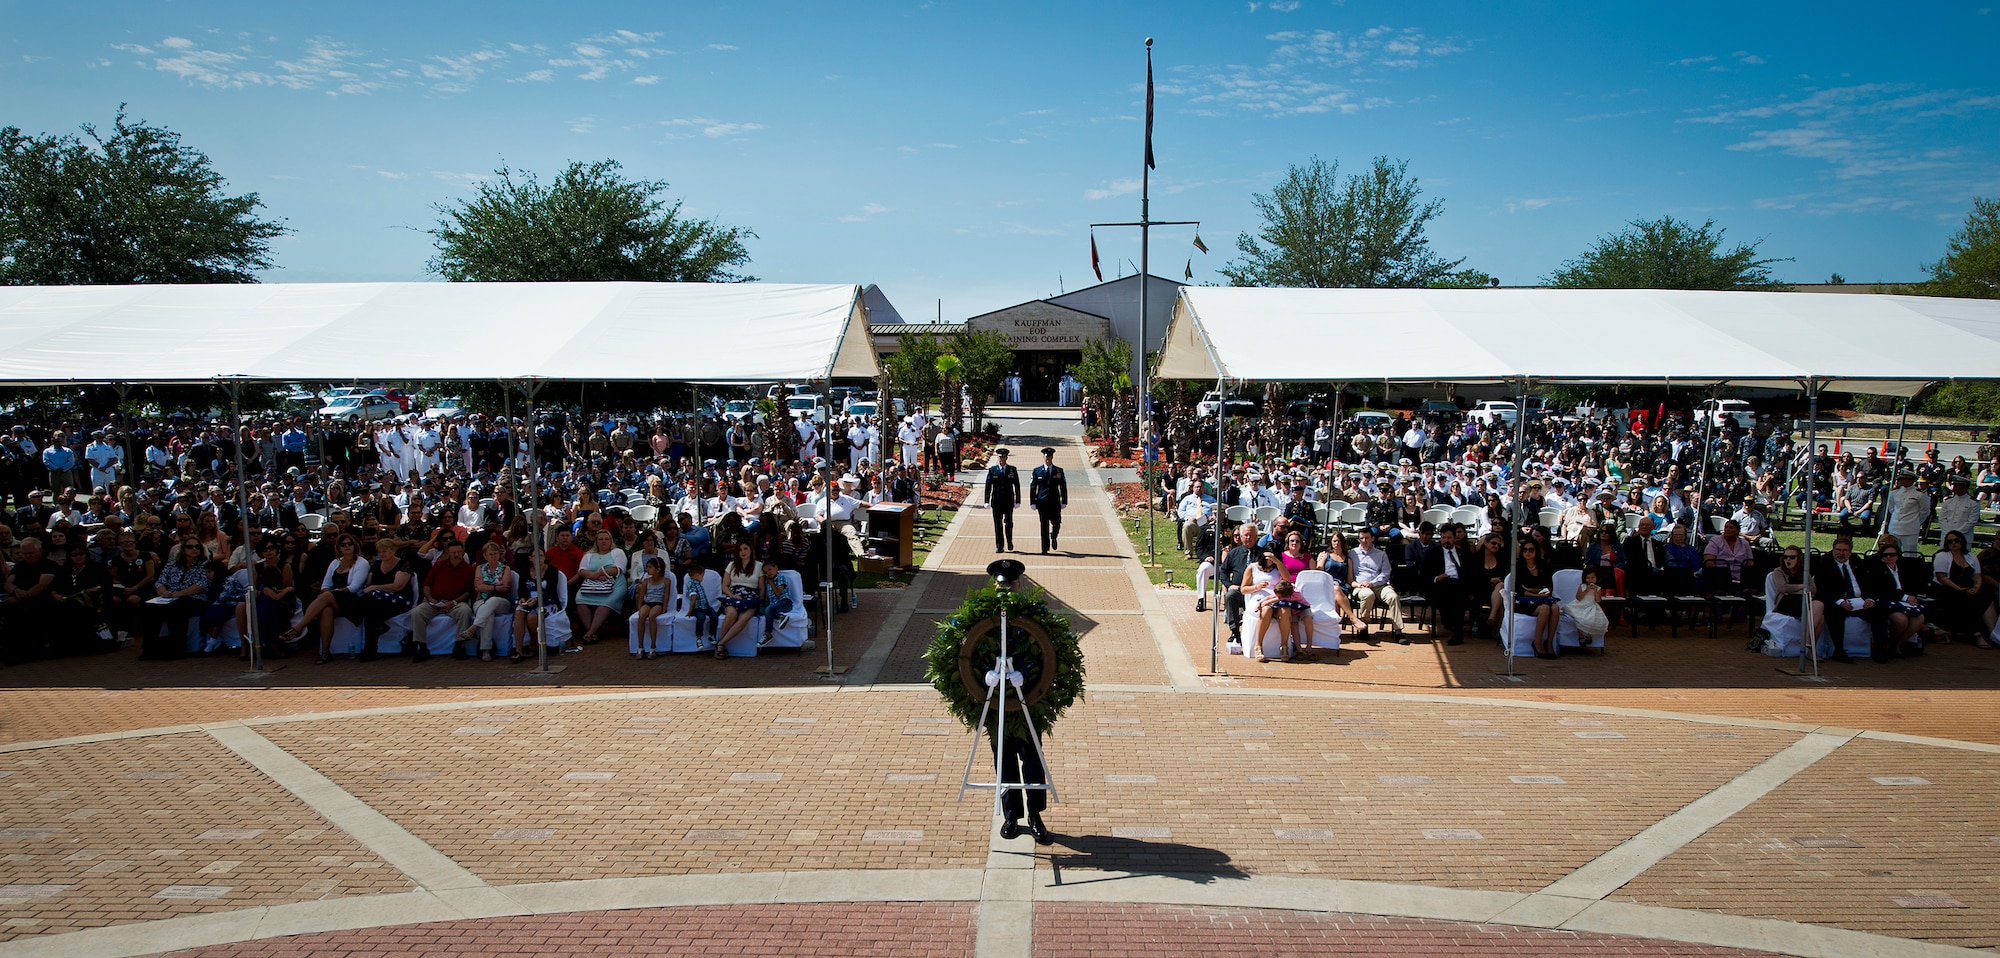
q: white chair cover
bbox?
[1551,568,1604,651]
[663,569,723,653]
[1292,570,1343,651]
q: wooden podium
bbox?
[867,502,916,568]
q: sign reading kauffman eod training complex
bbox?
[967,301,1111,350]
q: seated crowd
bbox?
[1170,404,2000,663]
[0,403,946,668]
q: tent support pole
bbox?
[1895,388,1926,458]
[223,380,266,674]
[1695,385,1721,537]
[1210,375,1226,675]
[522,380,562,676]
[821,393,840,680]
[1799,378,1822,678]
[1325,383,1343,538]
[1500,378,1530,679]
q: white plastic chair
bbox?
[629,504,658,525]
[1225,505,1252,524]
[1451,506,1481,528]
[1339,505,1367,527]
[1421,507,1452,527]
[1622,513,1642,535]
[1253,505,1282,525]
[300,513,326,533]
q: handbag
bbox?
[577,563,616,596]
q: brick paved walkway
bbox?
[4,413,1999,958]
[150,902,978,957]
[1036,903,1787,957]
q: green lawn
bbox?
[1123,509,1202,588]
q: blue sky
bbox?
[3,1,1996,318]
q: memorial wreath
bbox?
[925,584,1085,737]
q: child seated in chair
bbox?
[682,571,719,647]
[633,556,670,659]
[760,563,795,646]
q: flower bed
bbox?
[1105,481,1157,513]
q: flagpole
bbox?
[1090,37,1193,571]
[1139,37,1155,566]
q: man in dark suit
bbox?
[984,448,1020,552]
[1030,447,1068,554]
[1622,517,1667,597]
[1814,536,1885,663]
[1419,522,1471,644]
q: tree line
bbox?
[3,109,1997,416]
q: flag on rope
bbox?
[1091,232,1103,282]
[1184,258,1193,281]
[1191,232,1208,254]
[1144,51,1156,171]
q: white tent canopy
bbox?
[0,281,879,385]
[1157,287,2000,395]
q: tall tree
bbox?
[1547,216,1787,289]
[428,159,754,282]
[883,332,944,415]
[0,108,286,285]
[947,328,1013,432]
[1070,338,1133,449]
[1221,156,1465,288]
[1924,197,2000,299]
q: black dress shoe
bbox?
[1194,598,1206,612]
[1028,815,1053,845]
[1445,635,1464,646]
[1000,819,1020,840]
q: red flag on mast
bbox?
[1091,233,1103,282]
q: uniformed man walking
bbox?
[1030,446,1068,554]
[984,448,1020,552]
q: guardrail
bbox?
[1788,418,1993,450]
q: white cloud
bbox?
[1085,177,1142,200]
[839,202,890,222]
[1183,26,1463,116]
[632,75,660,85]
[517,69,554,83]
[377,170,409,179]
[551,31,668,81]
[660,117,767,139]
[1504,196,1571,213]
[709,43,738,51]
[1691,82,2000,212]
[160,36,196,50]
[430,171,491,188]
[568,115,597,134]
[1269,0,1301,9]
[422,47,511,92]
